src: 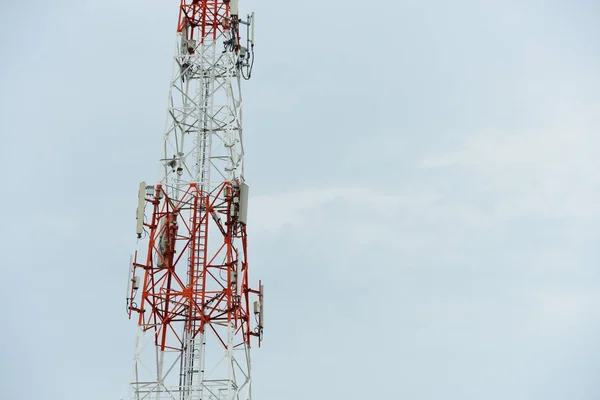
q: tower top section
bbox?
[177,0,243,43]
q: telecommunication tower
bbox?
[125,1,263,399]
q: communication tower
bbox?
[125,1,263,399]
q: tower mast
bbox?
[126,1,262,399]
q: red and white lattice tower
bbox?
[126,1,263,399]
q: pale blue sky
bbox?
[2,1,600,399]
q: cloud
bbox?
[249,187,437,234]
[522,286,600,338]
[421,103,600,221]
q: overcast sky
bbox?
[2,0,600,399]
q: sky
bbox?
[2,0,600,399]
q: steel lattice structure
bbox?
[126,1,262,399]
